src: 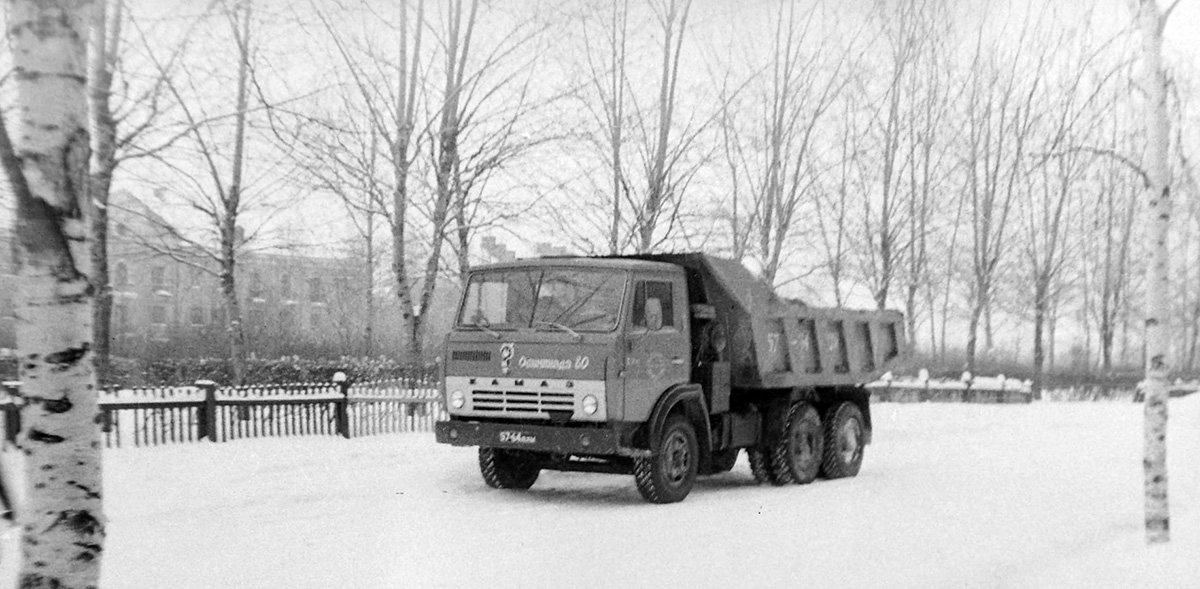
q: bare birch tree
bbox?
[1133,0,1177,545]
[0,0,105,585]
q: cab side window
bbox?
[632,280,675,328]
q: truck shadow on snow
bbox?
[448,470,772,507]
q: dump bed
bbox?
[628,253,907,390]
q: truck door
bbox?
[623,272,690,422]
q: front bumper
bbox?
[435,420,624,455]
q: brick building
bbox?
[1,191,369,359]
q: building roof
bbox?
[469,255,681,274]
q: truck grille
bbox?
[470,390,574,413]
[451,350,492,362]
[444,376,606,421]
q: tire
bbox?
[747,448,770,484]
[479,447,540,490]
[634,414,699,503]
[772,402,823,485]
[748,447,792,485]
[821,402,866,479]
[708,448,739,474]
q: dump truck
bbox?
[434,253,906,503]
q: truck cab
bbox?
[435,254,906,503]
[439,257,687,435]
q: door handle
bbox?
[670,357,686,365]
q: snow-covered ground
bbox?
[40,397,1200,587]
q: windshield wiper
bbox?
[462,321,501,339]
[534,320,582,341]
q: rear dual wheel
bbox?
[821,402,866,479]
[773,402,824,485]
[750,402,825,486]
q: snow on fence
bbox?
[0,376,447,449]
[868,371,1200,403]
[867,371,1033,404]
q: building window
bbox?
[281,273,292,300]
[310,308,321,329]
[150,305,167,326]
[280,307,295,328]
[115,304,128,334]
[189,305,206,326]
[211,305,226,327]
[248,306,264,326]
[308,277,324,303]
[249,271,264,299]
[114,262,129,287]
[151,266,165,288]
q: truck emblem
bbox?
[499,342,515,374]
[499,431,536,445]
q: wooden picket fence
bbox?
[0,376,447,449]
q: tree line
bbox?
[0,0,1189,584]
[6,0,1197,389]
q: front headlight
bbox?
[450,390,466,409]
[582,394,598,415]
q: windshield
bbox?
[457,268,626,332]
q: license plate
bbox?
[498,430,537,445]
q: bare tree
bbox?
[811,97,860,307]
[1078,105,1140,373]
[301,0,428,361]
[960,20,1046,372]
[632,0,692,253]
[856,0,926,311]
[0,0,104,585]
[88,0,122,385]
[1133,0,1178,545]
[897,0,954,347]
[131,0,271,384]
[565,0,721,255]
[294,0,549,359]
[752,2,851,286]
[88,0,218,383]
[1023,25,1121,398]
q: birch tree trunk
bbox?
[1135,0,1172,545]
[1,0,105,586]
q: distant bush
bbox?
[902,349,1148,389]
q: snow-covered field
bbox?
[56,397,1200,587]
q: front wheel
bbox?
[821,402,866,479]
[634,414,699,503]
[479,447,540,490]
